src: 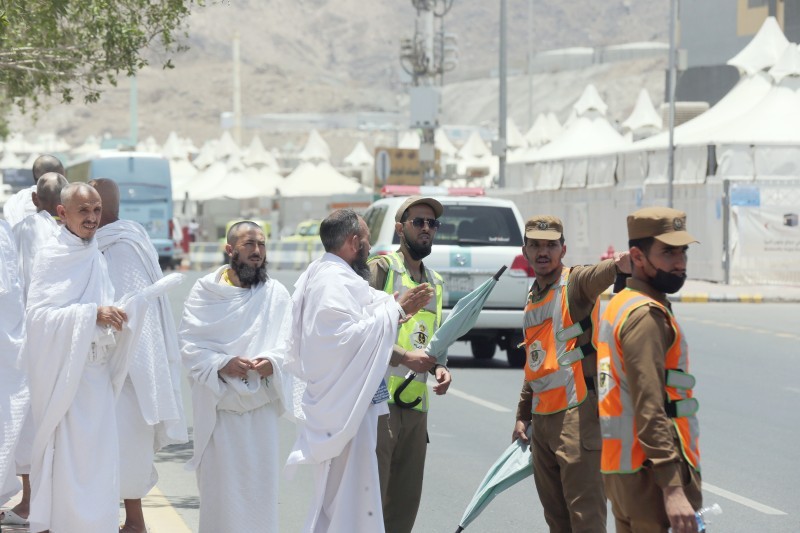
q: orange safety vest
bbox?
[523,267,599,415]
[594,288,700,474]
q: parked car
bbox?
[363,189,534,366]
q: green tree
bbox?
[0,0,202,137]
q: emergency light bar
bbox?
[380,185,485,197]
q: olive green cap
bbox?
[627,206,698,246]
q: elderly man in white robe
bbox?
[285,209,433,533]
[180,221,294,533]
[3,155,64,228]
[24,183,148,533]
[91,178,188,533]
[0,221,28,526]
[1,173,68,529]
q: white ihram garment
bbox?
[12,210,59,299]
[11,210,59,475]
[2,185,36,228]
[0,221,27,505]
[96,219,187,498]
[180,266,294,533]
[24,226,150,533]
[285,253,400,533]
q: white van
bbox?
[363,188,534,366]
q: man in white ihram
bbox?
[286,208,433,532]
[3,155,64,228]
[0,221,27,526]
[180,221,294,533]
[23,183,149,533]
[2,172,67,530]
[92,178,187,533]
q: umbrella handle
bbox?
[392,371,422,409]
[493,265,508,281]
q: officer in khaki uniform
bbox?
[594,207,702,533]
[368,196,452,533]
[512,215,630,533]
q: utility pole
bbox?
[667,0,677,208]
[129,75,138,147]
[496,0,508,188]
[400,0,457,185]
[233,32,242,146]
[527,0,534,130]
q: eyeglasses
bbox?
[407,217,441,230]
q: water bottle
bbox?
[668,503,722,532]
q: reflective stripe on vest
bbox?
[594,289,701,474]
[523,267,598,415]
[373,252,443,413]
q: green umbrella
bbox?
[455,434,533,532]
[393,265,507,409]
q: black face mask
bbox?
[644,255,686,294]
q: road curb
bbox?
[600,291,800,303]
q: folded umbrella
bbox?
[455,433,533,532]
[393,266,507,409]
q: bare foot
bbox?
[9,504,29,519]
[120,525,147,533]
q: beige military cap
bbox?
[627,206,698,246]
[395,196,444,222]
[525,215,563,240]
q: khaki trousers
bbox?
[604,461,702,533]
[376,404,428,533]
[531,390,607,533]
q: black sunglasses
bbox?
[407,217,441,229]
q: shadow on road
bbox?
[446,354,516,369]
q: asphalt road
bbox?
[150,271,800,532]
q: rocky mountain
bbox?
[9,0,668,156]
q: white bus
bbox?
[66,150,176,268]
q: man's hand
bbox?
[663,486,696,533]
[614,251,632,274]
[219,356,254,379]
[396,283,434,317]
[253,358,274,378]
[512,420,530,443]
[401,349,436,373]
[432,365,451,395]
[96,306,127,331]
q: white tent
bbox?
[70,135,101,157]
[162,132,185,160]
[297,129,331,163]
[214,131,240,161]
[457,131,490,159]
[187,154,281,201]
[572,84,608,117]
[0,151,24,170]
[136,136,159,154]
[398,131,421,150]
[631,72,773,150]
[622,88,663,134]
[506,118,527,150]
[522,85,628,189]
[525,114,557,148]
[3,133,36,156]
[170,159,199,200]
[455,131,496,178]
[343,141,374,167]
[434,129,458,158]
[192,140,219,170]
[280,162,363,197]
[727,16,789,75]
[243,135,280,171]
